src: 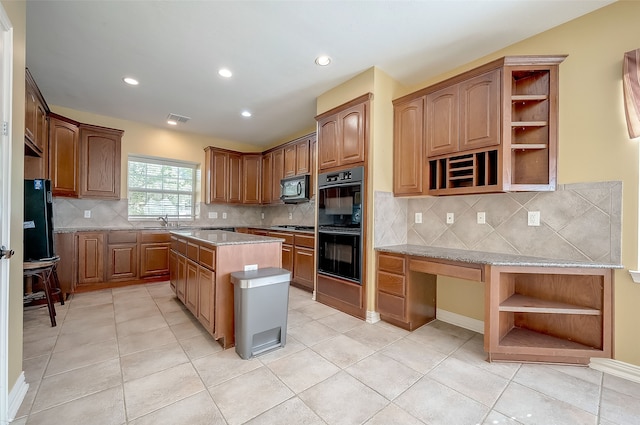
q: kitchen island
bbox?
[170,230,283,348]
[376,244,623,365]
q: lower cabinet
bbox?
[197,266,215,332]
[268,231,294,272]
[376,252,436,331]
[293,234,315,292]
[185,259,199,313]
[57,230,172,293]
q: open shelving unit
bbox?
[486,265,613,365]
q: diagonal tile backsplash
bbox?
[374,181,622,264]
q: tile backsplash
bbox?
[52,199,316,230]
[374,181,622,264]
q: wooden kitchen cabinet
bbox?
[139,232,171,278]
[78,124,123,200]
[284,143,297,177]
[485,265,613,364]
[185,258,199,314]
[293,234,315,292]
[268,230,294,272]
[393,55,565,196]
[204,147,243,204]
[24,69,49,158]
[393,97,425,196]
[295,137,311,175]
[77,232,104,285]
[242,154,261,204]
[271,148,285,204]
[376,252,436,330]
[106,231,138,281]
[197,266,215,332]
[48,114,79,197]
[316,94,370,171]
[261,152,273,204]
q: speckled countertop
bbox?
[376,244,623,269]
[170,229,284,246]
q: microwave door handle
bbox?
[297,181,302,196]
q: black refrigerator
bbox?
[24,179,55,261]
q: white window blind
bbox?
[128,154,198,219]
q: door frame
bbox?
[0,3,13,423]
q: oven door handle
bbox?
[318,180,361,189]
[318,229,361,235]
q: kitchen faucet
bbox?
[158,214,169,226]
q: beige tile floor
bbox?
[14,281,640,425]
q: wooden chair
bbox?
[23,256,64,327]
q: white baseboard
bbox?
[436,309,484,334]
[7,372,28,422]
[366,310,380,324]
[589,358,640,384]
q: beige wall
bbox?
[3,0,26,395]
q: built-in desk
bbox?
[375,245,622,365]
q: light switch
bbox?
[84,210,91,218]
[209,211,218,219]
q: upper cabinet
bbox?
[48,114,79,197]
[78,124,123,199]
[204,147,243,204]
[25,69,49,158]
[316,94,370,172]
[393,56,566,196]
[242,154,261,204]
[48,115,123,199]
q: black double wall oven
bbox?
[317,166,363,284]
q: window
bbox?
[128,154,198,220]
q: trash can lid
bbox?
[230,267,291,289]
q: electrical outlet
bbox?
[288,212,293,220]
[222,212,227,219]
[83,210,91,218]
[208,211,217,219]
[261,212,265,220]
[477,212,486,224]
[415,212,422,224]
[243,264,258,271]
[446,212,454,224]
[528,211,541,226]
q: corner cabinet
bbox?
[204,147,242,204]
[316,93,370,172]
[393,55,566,196]
[48,114,123,199]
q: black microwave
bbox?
[280,174,310,203]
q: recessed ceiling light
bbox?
[167,120,177,126]
[123,77,139,85]
[241,110,252,118]
[315,55,331,66]
[218,68,233,78]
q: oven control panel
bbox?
[319,166,363,186]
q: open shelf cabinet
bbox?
[485,265,613,365]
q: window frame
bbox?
[127,154,199,221]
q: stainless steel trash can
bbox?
[230,267,291,359]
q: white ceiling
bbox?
[25,0,613,148]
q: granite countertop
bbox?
[170,229,285,246]
[376,244,623,269]
[54,225,239,233]
[249,225,315,234]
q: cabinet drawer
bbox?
[377,271,405,296]
[187,242,199,260]
[378,254,405,274]
[294,234,315,248]
[409,258,483,282]
[140,232,171,243]
[199,244,216,270]
[172,237,187,255]
[377,291,406,319]
[268,231,294,245]
[108,231,137,244]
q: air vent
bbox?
[166,113,191,123]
